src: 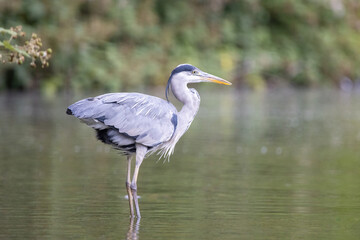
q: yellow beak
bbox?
[200,73,232,85]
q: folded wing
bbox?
[67,93,178,148]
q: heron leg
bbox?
[131,144,147,218]
[126,155,134,217]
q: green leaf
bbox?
[1,40,30,58]
[0,27,17,36]
[3,40,16,51]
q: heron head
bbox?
[166,64,231,101]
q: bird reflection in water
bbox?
[126,217,140,240]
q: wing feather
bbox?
[67,93,178,147]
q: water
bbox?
[1,88,360,239]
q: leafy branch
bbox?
[0,25,52,68]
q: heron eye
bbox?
[192,70,198,75]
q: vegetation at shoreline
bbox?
[1,0,360,93]
[0,26,52,68]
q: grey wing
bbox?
[67,92,178,147]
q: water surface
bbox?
[1,88,360,239]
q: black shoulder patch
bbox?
[171,113,178,131]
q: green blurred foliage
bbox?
[0,0,360,93]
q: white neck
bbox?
[157,75,201,160]
[171,80,200,125]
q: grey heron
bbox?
[66,64,231,218]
